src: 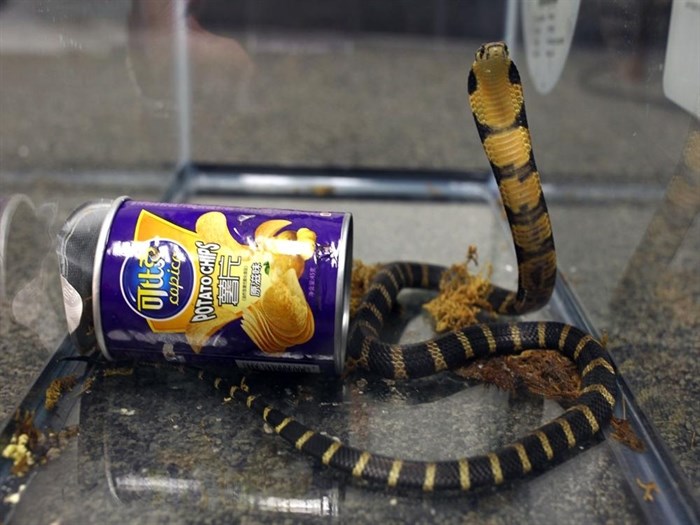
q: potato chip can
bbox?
[58,197,353,375]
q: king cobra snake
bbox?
[167,42,617,492]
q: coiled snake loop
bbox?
[194,42,617,492]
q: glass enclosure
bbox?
[1,1,698,523]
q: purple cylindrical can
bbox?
[58,197,353,375]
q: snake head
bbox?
[475,42,510,62]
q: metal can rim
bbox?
[333,213,353,375]
[92,195,130,361]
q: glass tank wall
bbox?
[1,1,698,523]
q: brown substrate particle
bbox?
[636,478,660,502]
[1,411,42,476]
[350,251,493,328]
[610,417,646,452]
[350,260,382,318]
[1,411,79,477]
[350,252,582,401]
[79,373,97,394]
[44,375,78,411]
[422,256,494,330]
[455,350,582,401]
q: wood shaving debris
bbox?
[350,260,382,318]
[1,411,79,477]
[351,250,582,401]
[610,417,645,452]
[636,478,659,502]
[455,350,581,400]
[423,257,494,331]
[45,375,78,411]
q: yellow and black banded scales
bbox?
[196,43,617,491]
[468,42,556,314]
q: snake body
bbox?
[193,43,616,491]
[468,42,557,315]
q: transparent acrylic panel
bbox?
[1,0,699,523]
[0,0,185,173]
[2,175,697,523]
[0,185,645,524]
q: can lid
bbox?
[334,213,353,375]
[57,200,113,353]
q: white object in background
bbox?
[522,0,581,94]
[504,0,520,55]
[663,0,700,118]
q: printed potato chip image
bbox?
[295,228,317,260]
[261,269,311,334]
[242,269,315,353]
[136,209,320,353]
[254,221,318,262]
[272,253,306,278]
[186,306,242,353]
[274,230,297,241]
[241,303,287,354]
[254,219,292,239]
[195,212,250,254]
[296,228,316,242]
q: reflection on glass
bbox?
[126,0,253,112]
[0,194,60,350]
